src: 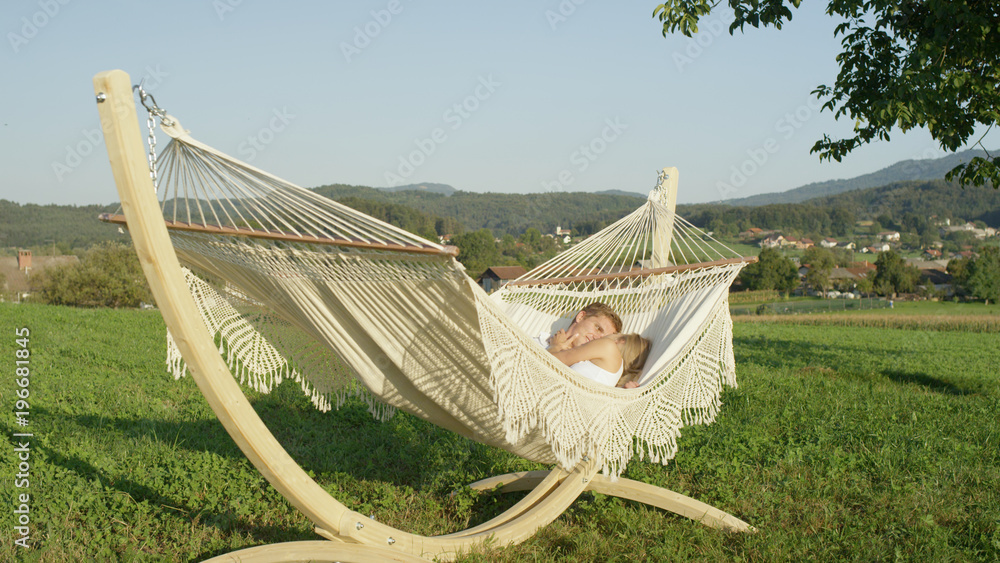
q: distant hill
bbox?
[311,183,398,202]
[0,199,125,252]
[379,182,456,196]
[811,179,1000,227]
[596,189,646,198]
[682,178,1000,239]
[724,149,993,206]
[310,184,642,237]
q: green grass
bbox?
[713,240,761,259]
[865,300,1000,316]
[1,302,998,561]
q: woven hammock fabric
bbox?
[151,120,749,477]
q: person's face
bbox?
[566,312,618,344]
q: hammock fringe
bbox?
[165,269,396,422]
[475,282,739,478]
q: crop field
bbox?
[1,302,998,561]
[731,296,892,316]
[733,299,1000,332]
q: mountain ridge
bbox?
[719,149,994,206]
[378,182,456,195]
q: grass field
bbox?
[1,302,998,561]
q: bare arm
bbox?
[552,338,621,372]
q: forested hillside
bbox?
[683,180,1000,236]
[333,197,463,240]
[6,178,999,253]
[2,186,641,251]
[0,199,125,253]
[313,183,641,237]
[811,179,1000,226]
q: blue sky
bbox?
[2,1,997,206]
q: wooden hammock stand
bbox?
[93,69,753,562]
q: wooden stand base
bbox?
[200,468,752,562]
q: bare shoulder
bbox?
[582,337,622,366]
[587,337,619,355]
[552,335,619,367]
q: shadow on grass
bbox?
[733,334,848,371]
[53,394,491,486]
[34,440,314,547]
[881,369,977,396]
[41,385,531,542]
[735,334,982,396]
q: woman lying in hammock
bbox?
[552,333,651,389]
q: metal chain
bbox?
[144,108,159,191]
[133,82,173,192]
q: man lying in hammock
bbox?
[535,303,651,389]
[535,302,622,352]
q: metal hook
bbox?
[133,82,160,115]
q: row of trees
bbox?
[686,203,857,239]
[9,179,999,259]
[739,244,1000,302]
[19,236,999,309]
[451,227,562,279]
[684,180,1000,244]
[317,184,642,238]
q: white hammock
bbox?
[101,112,752,478]
[94,71,759,561]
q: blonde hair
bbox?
[615,334,651,387]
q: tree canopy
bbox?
[654,0,999,188]
[32,242,152,308]
[451,229,503,279]
[871,249,921,296]
[950,246,1000,303]
[802,246,835,295]
[739,246,799,293]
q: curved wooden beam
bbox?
[444,466,571,538]
[467,470,755,533]
[93,69,599,562]
[200,541,429,563]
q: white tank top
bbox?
[570,359,623,387]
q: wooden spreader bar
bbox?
[99,212,460,257]
[508,256,757,287]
